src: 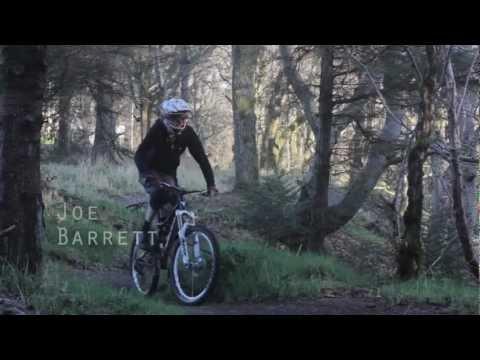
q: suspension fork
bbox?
[176,209,197,265]
[179,224,191,265]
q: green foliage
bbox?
[343,222,386,246]
[237,175,308,248]
[1,260,182,315]
[214,239,369,302]
[380,277,479,314]
[36,262,183,314]
[423,211,467,278]
[0,261,38,305]
[339,221,395,277]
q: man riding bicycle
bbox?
[134,98,218,250]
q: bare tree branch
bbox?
[279,45,319,135]
[405,46,424,84]
[347,51,411,132]
[456,47,479,120]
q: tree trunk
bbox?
[56,89,73,156]
[139,100,145,140]
[428,152,450,244]
[397,46,438,280]
[0,46,46,274]
[179,45,192,103]
[279,45,319,137]
[260,72,284,173]
[459,86,478,241]
[152,45,164,93]
[55,55,74,156]
[261,117,281,173]
[232,45,261,189]
[143,100,152,131]
[393,158,409,241]
[444,58,479,280]
[190,72,205,142]
[349,124,364,183]
[308,45,335,252]
[128,101,135,150]
[91,81,117,164]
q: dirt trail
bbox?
[71,266,461,315]
[187,297,458,315]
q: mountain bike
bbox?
[130,183,220,305]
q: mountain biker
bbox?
[134,98,218,250]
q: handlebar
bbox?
[157,182,207,196]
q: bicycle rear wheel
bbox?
[130,232,159,296]
[168,225,219,305]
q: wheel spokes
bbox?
[132,245,157,294]
[173,231,216,302]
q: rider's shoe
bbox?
[139,221,155,251]
[160,249,168,269]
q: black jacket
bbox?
[134,119,215,188]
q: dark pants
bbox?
[139,171,179,227]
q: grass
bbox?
[42,158,147,269]
[215,238,370,302]
[42,158,144,203]
[44,211,127,269]
[343,222,387,246]
[380,277,479,314]
[1,260,182,315]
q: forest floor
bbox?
[2,160,478,315]
[33,194,472,315]
[67,266,462,315]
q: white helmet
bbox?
[161,98,192,115]
[160,98,192,133]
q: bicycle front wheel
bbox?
[168,225,219,305]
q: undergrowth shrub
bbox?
[237,175,308,250]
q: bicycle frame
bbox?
[142,181,205,267]
[150,197,199,267]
